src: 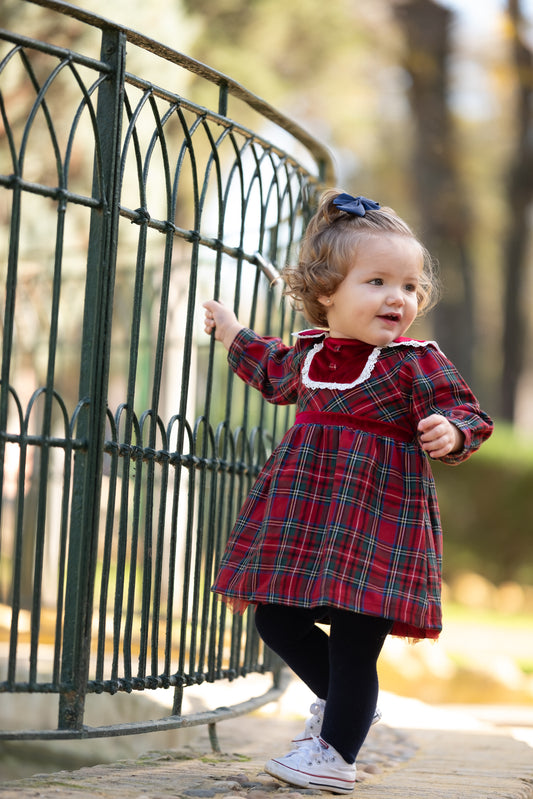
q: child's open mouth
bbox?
[379,313,401,323]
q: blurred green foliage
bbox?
[434,426,533,585]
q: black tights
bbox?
[254,604,392,764]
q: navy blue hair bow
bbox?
[333,193,380,216]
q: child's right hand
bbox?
[203,299,244,351]
[417,414,464,458]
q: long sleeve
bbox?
[403,346,493,464]
[227,327,304,405]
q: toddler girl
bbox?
[203,190,493,793]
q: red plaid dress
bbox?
[212,328,493,639]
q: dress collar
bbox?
[298,334,440,391]
[292,328,327,339]
[293,329,439,350]
[301,340,381,390]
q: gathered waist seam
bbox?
[294,411,414,443]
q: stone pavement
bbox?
[1,685,532,798]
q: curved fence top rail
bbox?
[22,0,336,185]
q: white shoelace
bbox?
[299,736,338,766]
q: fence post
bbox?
[58,27,126,730]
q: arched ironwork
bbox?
[0,0,334,740]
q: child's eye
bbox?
[369,278,383,286]
[404,283,417,292]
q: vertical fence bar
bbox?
[2,184,22,683]
[58,27,126,730]
[0,183,21,549]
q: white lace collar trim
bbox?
[292,328,327,339]
[388,338,441,352]
[301,337,439,390]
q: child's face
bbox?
[318,234,423,346]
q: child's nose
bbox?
[386,288,404,306]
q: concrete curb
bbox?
[1,718,532,798]
[1,729,532,799]
[1,687,532,798]
[358,727,533,798]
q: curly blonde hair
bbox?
[282,189,439,327]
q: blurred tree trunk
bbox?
[501,0,533,421]
[394,0,475,384]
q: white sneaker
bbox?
[265,736,356,794]
[292,698,382,746]
[292,698,325,745]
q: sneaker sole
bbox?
[265,758,356,795]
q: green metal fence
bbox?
[0,0,334,740]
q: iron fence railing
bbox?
[0,0,334,741]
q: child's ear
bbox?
[318,296,332,307]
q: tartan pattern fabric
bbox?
[212,328,493,639]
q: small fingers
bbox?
[418,417,459,458]
[421,439,451,459]
[417,413,442,434]
[204,310,216,334]
[203,300,220,334]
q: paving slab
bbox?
[0,687,532,798]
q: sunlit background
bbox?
[1,0,532,778]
